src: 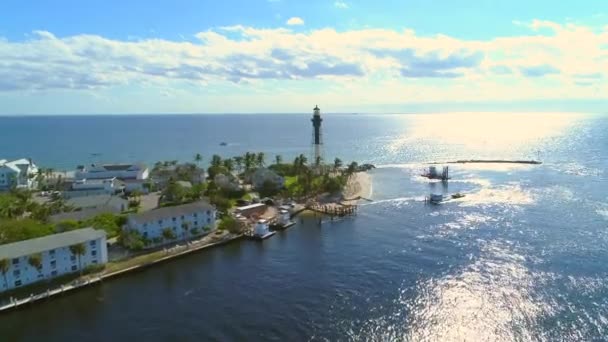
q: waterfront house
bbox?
[67,194,127,212]
[76,163,149,181]
[234,203,267,218]
[248,168,284,191]
[125,201,217,247]
[63,177,120,198]
[0,158,39,190]
[0,228,108,293]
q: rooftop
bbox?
[235,203,266,211]
[67,195,126,209]
[0,228,106,260]
[129,201,215,224]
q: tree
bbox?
[223,159,234,172]
[233,156,244,174]
[0,258,9,290]
[194,153,203,166]
[28,253,43,273]
[181,222,190,241]
[210,154,222,168]
[256,152,265,168]
[315,156,322,167]
[334,158,343,171]
[275,155,282,165]
[69,243,86,275]
[162,180,186,204]
[162,228,176,241]
[218,216,242,234]
[346,161,359,177]
[244,152,254,171]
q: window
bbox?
[49,249,56,257]
[207,217,211,223]
[71,265,77,271]
[158,220,162,225]
[193,213,198,218]
[143,223,148,228]
[90,240,96,247]
[51,270,58,276]
[207,210,211,215]
[143,232,148,238]
[181,215,185,220]
[51,260,57,268]
[194,221,198,226]
[92,260,98,264]
[14,280,22,287]
[91,250,97,256]
[38,273,44,278]
[13,270,20,277]
[12,258,19,265]
[172,217,176,222]
[70,255,76,262]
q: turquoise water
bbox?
[0,113,607,341]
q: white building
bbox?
[0,158,39,190]
[254,219,270,236]
[249,168,284,190]
[66,194,128,212]
[63,178,121,198]
[0,228,108,293]
[76,163,149,181]
[125,201,216,248]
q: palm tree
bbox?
[275,155,282,165]
[298,154,308,168]
[233,156,244,174]
[69,243,86,275]
[28,253,43,274]
[256,152,265,168]
[0,259,9,290]
[315,156,322,167]
[334,158,343,171]
[244,152,254,171]
[211,154,222,168]
[181,222,190,241]
[194,153,203,166]
[162,227,176,241]
[223,159,234,172]
[346,161,359,178]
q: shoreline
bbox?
[342,172,373,204]
[0,233,244,314]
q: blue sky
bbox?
[1,0,607,114]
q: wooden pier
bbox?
[306,203,358,217]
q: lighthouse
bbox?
[311,105,323,166]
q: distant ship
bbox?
[219,142,227,146]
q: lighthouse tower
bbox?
[311,105,323,166]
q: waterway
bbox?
[1,112,607,341]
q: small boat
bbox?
[451,193,465,199]
[219,142,228,146]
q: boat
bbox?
[428,193,444,204]
[451,192,465,199]
[219,142,228,146]
[252,219,276,240]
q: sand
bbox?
[342,172,372,203]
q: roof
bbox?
[49,206,120,223]
[0,228,106,260]
[235,203,266,211]
[129,201,215,224]
[67,195,126,209]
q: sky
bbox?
[1,0,608,114]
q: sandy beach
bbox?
[342,172,373,203]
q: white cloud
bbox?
[334,1,349,9]
[286,17,304,26]
[0,19,607,107]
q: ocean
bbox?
[0,113,607,341]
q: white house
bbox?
[0,158,39,190]
[0,228,108,293]
[66,195,128,212]
[75,163,149,181]
[125,201,216,248]
[63,178,121,198]
[249,168,284,190]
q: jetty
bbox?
[307,203,358,217]
[429,159,542,165]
